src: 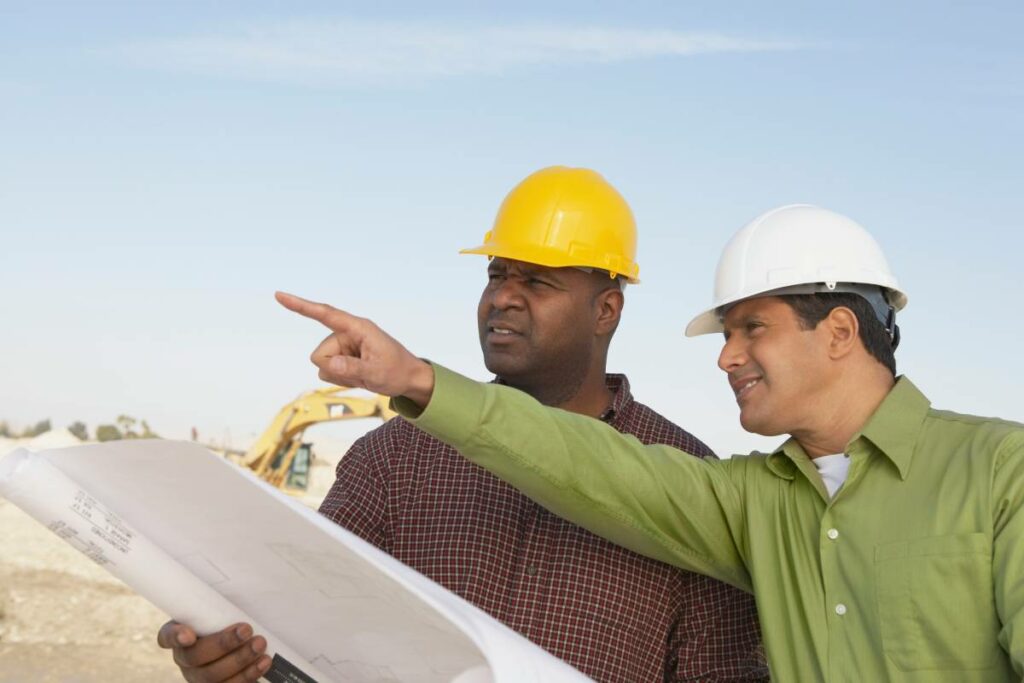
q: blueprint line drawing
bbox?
[0,440,592,683]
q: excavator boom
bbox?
[239,386,395,491]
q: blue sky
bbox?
[3,1,1022,457]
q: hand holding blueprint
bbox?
[0,440,592,683]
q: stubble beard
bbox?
[487,344,593,408]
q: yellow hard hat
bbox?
[460,166,640,283]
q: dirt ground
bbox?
[0,456,337,683]
[0,419,364,683]
[0,496,183,682]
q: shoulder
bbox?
[347,417,450,461]
[926,407,1024,433]
[920,408,1024,477]
[363,415,420,441]
[896,378,1023,453]
[924,408,1024,449]
[616,397,716,459]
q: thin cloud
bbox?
[119,19,803,86]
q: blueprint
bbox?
[0,440,592,683]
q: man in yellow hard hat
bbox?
[159,168,766,682]
[277,203,1024,681]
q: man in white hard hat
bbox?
[276,203,1024,681]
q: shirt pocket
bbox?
[874,532,1001,671]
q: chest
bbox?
[747,449,1002,678]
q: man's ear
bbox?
[823,306,859,360]
[594,287,624,337]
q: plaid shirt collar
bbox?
[492,373,634,424]
[599,373,632,423]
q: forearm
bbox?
[397,363,752,590]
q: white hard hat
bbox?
[686,204,908,337]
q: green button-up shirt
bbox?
[399,365,1024,682]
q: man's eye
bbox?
[746,322,764,334]
[528,278,551,287]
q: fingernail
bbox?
[251,638,266,655]
[258,656,272,673]
[236,624,253,640]
[176,631,192,646]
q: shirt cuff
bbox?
[391,362,486,448]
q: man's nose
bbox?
[718,334,747,373]
[489,278,526,310]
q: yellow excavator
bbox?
[237,386,396,493]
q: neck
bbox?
[503,367,613,418]
[792,366,896,459]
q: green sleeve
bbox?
[993,429,1024,675]
[397,363,753,591]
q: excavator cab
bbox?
[284,443,312,490]
[265,440,314,490]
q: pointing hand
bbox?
[275,291,435,406]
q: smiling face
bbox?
[718,296,833,436]
[477,257,614,396]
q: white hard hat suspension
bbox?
[715,281,900,349]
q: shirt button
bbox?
[827,528,840,540]
[525,565,537,576]
[835,603,847,616]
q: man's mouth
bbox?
[731,377,762,400]
[485,323,523,341]
[486,320,522,335]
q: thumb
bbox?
[157,621,195,649]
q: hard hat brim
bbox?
[684,309,723,337]
[459,244,641,284]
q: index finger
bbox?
[275,291,359,332]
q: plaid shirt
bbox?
[320,375,767,682]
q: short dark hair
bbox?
[778,293,897,376]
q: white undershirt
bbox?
[812,453,851,498]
